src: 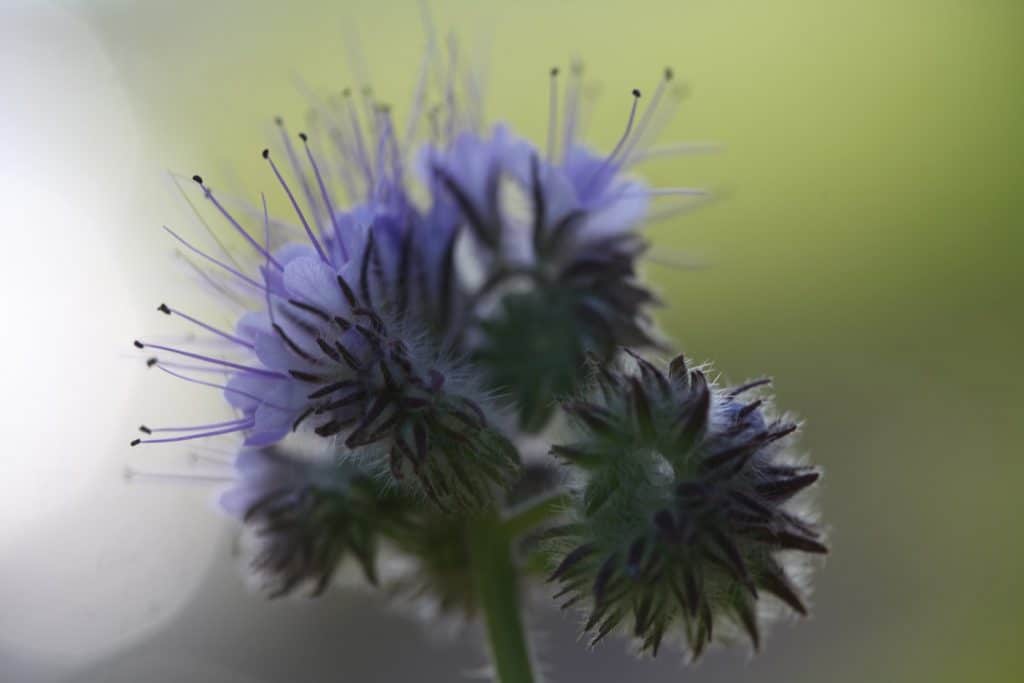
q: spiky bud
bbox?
[547,351,826,659]
[221,447,412,597]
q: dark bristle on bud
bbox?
[261,149,270,159]
[191,175,203,184]
[157,303,171,315]
[632,88,641,98]
[550,352,824,659]
[133,340,144,349]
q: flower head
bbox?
[221,447,406,597]
[547,351,825,658]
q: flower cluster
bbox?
[547,353,825,658]
[131,36,824,671]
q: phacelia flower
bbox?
[133,55,706,479]
[132,100,520,509]
[547,351,826,659]
[434,67,700,431]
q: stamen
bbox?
[157,303,255,349]
[139,417,252,434]
[154,364,289,410]
[444,36,459,143]
[626,142,722,165]
[288,369,326,383]
[133,340,285,378]
[191,175,283,269]
[643,187,710,197]
[151,361,232,374]
[621,67,674,162]
[292,406,314,432]
[583,88,642,192]
[130,417,255,445]
[275,117,323,239]
[343,89,375,193]
[317,390,366,414]
[646,191,722,223]
[124,467,234,484]
[262,149,330,264]
[402,35,435,152]
[189,452,234,467]
[308,379,359,399]
[547,67,560,162]
[260,193,276,325]
[163,225,266,291]
[169,172,243,271]
[298,132,345,262]
[562,59,584,160]
[287,298,332,322]
[273,323,315,361]
[316,337,341,362]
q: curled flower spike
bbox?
[547,352,825,659]
[221,447,409,597]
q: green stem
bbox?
[468,517,536,683]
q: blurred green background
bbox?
[65,0,1024,681]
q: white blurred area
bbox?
[0,3,224,679]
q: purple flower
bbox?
[133,57,706,497]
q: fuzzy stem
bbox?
[469,517,536,683]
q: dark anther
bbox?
[314,420,345,437]
[336,275,358,308]
[138,425,152,434]
[130,438,141,447]
[157,303,171,315]
[664,67,674,80]
[308,379,358,399]
[298,132,308,142]
[146,357,157,367]
[133,340,144,349]
[550,66,559,76]
[316,337,341,362]
[292,407,313,432]
[632,88,641,98]
[334,341,360,371]
[288,298,331,321]
[261,148,270,159]
[274,116,283,125]
[191,174,203,184]
[288,369,324,383]
[273,323,314,362]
